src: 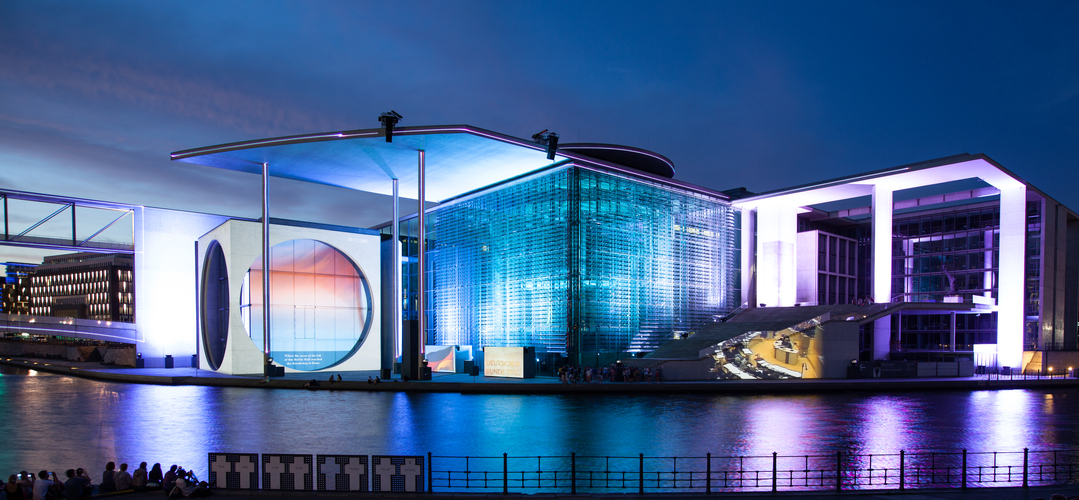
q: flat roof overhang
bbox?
[731,154,1030,211]
[170,124,692,203]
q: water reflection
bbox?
[2,370,1078,481]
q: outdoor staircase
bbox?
[627,321,664,353]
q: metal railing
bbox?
[424,448,1079,494]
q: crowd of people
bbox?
[557,364,663,383]
[2,462,209,499]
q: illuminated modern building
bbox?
[734,154,1079,372]
[29,252,134,322]
[379,162,740,368]
[167,125,1079,377]
[174,125,740,374]
[1,262,35,315]
[0,124,1071,379]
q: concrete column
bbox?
[416,150,427,379]
[997,186,1027,370]
[262,162,270,357]
[950,312,957,352]
[740,208,755,307]
[392,178,400,362]
[754,202,797,307]
[872,184,893,359]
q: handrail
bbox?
[423,448,1073,493]
[200,447,1079,494]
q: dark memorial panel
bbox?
[316,455,368,491]
[371,455,424,492]
[208,453,259,490]
[261,454,313,490]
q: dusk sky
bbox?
[1,1,1077,230]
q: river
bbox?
[2,365,1076,480]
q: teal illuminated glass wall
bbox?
[393,165,739,363]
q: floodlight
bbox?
[530,129,559,160]
[378,110,403,142]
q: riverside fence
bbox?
[209,448,1079,494]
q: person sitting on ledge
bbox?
[374,376,381,383]
[131,462,148,492]
[162,465,178,493]
[303,379,320,388]
[169,468,206,498]
[114,463,132,491]
[99,462,116,493]
[169,468,192,498]
[147,464,163,490]
[5,475,24,500]
[63,469,89,500]
[337,374,342,381]
[75,468,93,495]
[32,471,55,500]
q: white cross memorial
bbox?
[373,460,396,491]
[287,460,309,490]
[264,456,287,489]
[320,462,340,491]
[400,458,422,492]
[210,455,231,488]
[342,459,365,491]
[234,457,257,489]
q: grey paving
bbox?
[92,482,1079,499]
[4,356,1078,396]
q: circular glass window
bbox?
[239,239,372,371]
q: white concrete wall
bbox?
[134,207,230,367]
[755,203,797,307]
[197,219,381,375]
[796,231,819,304]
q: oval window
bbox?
[200,241,229,370]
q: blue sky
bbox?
[1,1,1076,228]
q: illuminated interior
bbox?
[391,165,740,364]
[240,239,373,371]
[711,319,825,380]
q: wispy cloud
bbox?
[0,48,341,138]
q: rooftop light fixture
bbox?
[378,110,403,142]
[531,129,559,160]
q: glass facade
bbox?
[891,205,1001,304]
[240,239,373,371]
[816,232,858,305]
[1024,200,1042,350]
[390,166,739,363]
[890,205,1001,351]
[799,201,1012,355]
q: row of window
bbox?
[893,208,1000,237]
[31,269,131,286]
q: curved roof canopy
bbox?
[559,143,675,178]
[172,125,676,203]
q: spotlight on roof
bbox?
[531,129,559,160]
[378,110,403,142]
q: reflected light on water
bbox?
[2,369,1078,481]
[967,390,1034,452]
[850,395,919,453]
[743,396,819,455]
